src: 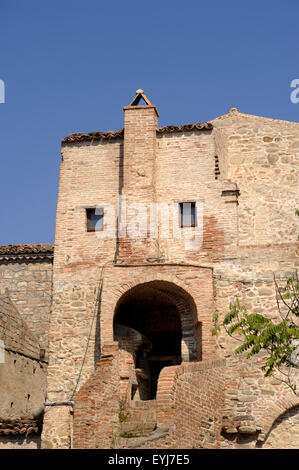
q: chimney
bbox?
[117,90,160,262]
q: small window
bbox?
[86,208,104,232]
[179,202,197,228]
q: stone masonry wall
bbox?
[45,265,216,404]
[212,109,298,247]
[0,435,41,449]
[214,266,299,448]
[210,109,299,448]
[0,294,40,360]
[262,405,299,449]
[0,251,53,352]
[0,349,46,421]
[43,101,298,449]
[0,295,47,448]
[43,263,217,448]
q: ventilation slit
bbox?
[215,155,220,179]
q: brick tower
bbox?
[40,91,299,449]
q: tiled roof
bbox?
[157,122,213,134]
[61,122,213,144]
[0,244,54,262]
[62,129,124,144]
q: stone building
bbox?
[0,90,298,449]
[0,244,53,448]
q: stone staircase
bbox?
[115,399,169,448]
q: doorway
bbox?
[113,280,197,399]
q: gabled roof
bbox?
[61,105,299,145]
[211,107,299,127]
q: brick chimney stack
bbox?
[117,90,160,262]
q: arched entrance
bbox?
[262,405,299,449]
[113,280,199,400]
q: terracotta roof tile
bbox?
[157,122,213,134]
[61,128,124,144]
[61,122,213,144]
[0,244,54,262]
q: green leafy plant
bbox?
[219,209,299,396]
[118,399,129,423]
[223,273,299,396]
[212,313,220,336]
[119,410,128,423]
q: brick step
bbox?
[130,399,157,409]
[119,421,156,438]
[118,427,169,449]
[119,400,157,439]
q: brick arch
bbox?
[261,404,299,448]
[259,390,299,440]
[108,272,198,308]
[112,279,199,362]
[100,271,203,350]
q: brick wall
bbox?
[62,351,226,449]
[45,265,216,406]
[72,344,120,449]
[115,325,146,402]
[43,98,299,449]
[118,105,159,260]
[155,360,225,448]
[156,129,239,262]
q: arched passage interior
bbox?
[113,280,199,400]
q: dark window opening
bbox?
[86,208,104,232]
[179,202,197,228]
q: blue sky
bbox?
[0,0,298,245]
